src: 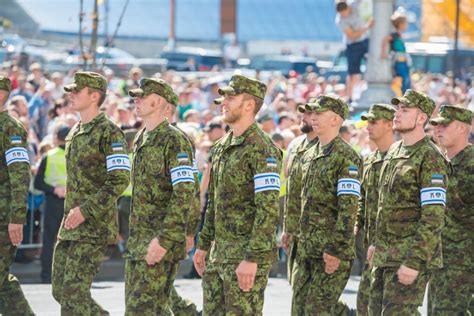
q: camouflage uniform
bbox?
[292,96,362,315]
[369,90,448,316]
[197,75,282,315]
[283,102,318,286]
[0,76,34,316]
[125,78,196,315]
[52,72,130,315]
[428,105,474,315]
[355,104,396,316]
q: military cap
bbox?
[0,76,12,92]
[430,104,473,126]
[64,71,107,93]
[129,77,178,106]
[361,103,396,121]
[391,89,436,116]
[305,95,349,120]
[218,75,267,99]
[214,97,224,105]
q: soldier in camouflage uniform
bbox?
[52,72,130,315]
[0,77,34,315]
[125,78,196,315]
[368,89,448,315]
[193,75,282,315]
[355,104,396,315]
[291,95,362,315]
[428,105,474,315]
[281,100,319,286]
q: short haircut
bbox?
[243,93,264,114]
[87,87,107,106]
[336,1,349,12]
[391,15,407,29]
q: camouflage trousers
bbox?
[291,257,352,316]
[356,263,371,316]
[202,262,272,316]
[52,240,109,316]
[124,259,178,315]
[287,238,298,286]
[0,235,34,316]
[369,266,429,316]
[169,285,198,316]
[428,266,474,315]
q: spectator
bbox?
[336,0,374,101]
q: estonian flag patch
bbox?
[177,153,189,163]
[266,157,277,168]
[10,135,22,144]
[112,142,124,152]
[349,165,358,176]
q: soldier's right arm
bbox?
[355,163,366,234]
[4,123,30,224]
[197,165,215,251]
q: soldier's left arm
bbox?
[4,124,31,224]
[158,135,195,251]
[245,146,283,262]
[325,153,363,259]
[403,151,448,271]
[80,128,130,221]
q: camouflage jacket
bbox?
[172,123,201,236]
[126,119,195,262]
[356,150,387,246]
[283,135,318,236]
[0,111,30,230]
[442,144,473,268]
[373,136,448,270]
[197,123,282,264]
[58,113,130,244]
[298,136,362,260]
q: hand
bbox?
[185,235,195,253]
[353,226,359,236]
[193,249,207,276]
[281,232,292,253]
[54,186,66,198]
[367,18,375,28]
[145,238,167,265]
[64,207,85,230]
[367,245,376,267]
[397,265,419,285]
[8,223,23,246]
[323,252,341,274]
[235,260,258,292]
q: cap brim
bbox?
[214,97,224,105]
[128,88,144,97]
[64,83,78,93]
[429,117,453,126]
[218,86,236,96]
[297,105,306,113]
[391,97,412,106]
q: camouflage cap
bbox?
[430,104,473,126]
[304,95,349,120]
[391,89,436,116]
[64,71,107,93]
[361,103,396,121]
[214,97,224,105]
[218,75,267,99]
[0,76,12,92]
[129,78,178,106]
[297,98,318,113]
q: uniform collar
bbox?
[316,135,341,158]
[225,122,259,147]
[450,144,473,166]
[395,135,431,157]
[78,112,106,134]
[138,118,169,146]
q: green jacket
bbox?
[126,119,195,262]
[373,136,448,270]
[198,123,283,264]
[298,136,362,261]
[58,113,130,244]
[0,111,30,228]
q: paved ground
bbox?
[22,276,428,315]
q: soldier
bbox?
[355,104,396,315]
[125,78,196,315]
[0,76,34,315]
[291,95,362,315]
[368,89,448,315]
[193,75,282,315]
[52,72,130,315]
[281,100,319,286]
[429,105,473,315]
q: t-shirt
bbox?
[335,0,367,45]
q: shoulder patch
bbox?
[266,157,278,168]
[10,135,22,144]
[348,165,358,176]
[177,153,189,163]
[431,174,444,184]
[112,142,124,152]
